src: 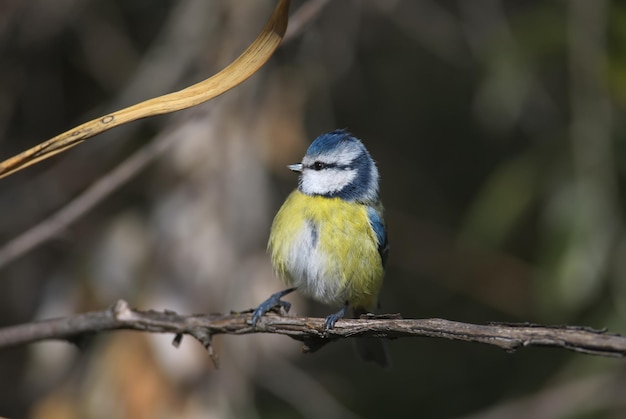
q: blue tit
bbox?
[252,129,389,366]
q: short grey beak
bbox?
[287,163,303,173]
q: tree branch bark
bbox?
[1,300,624,360]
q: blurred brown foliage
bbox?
[1,0,626,418]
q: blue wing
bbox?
[367,206,389,269]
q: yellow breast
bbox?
[268,190,384,309]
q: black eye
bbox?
[312,161,325,170]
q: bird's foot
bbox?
[324,303,348,330]
[251,287,296,327]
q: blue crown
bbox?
[306,129,360,157]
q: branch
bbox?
[1,300,625,361]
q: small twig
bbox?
[283,0,330,43]
[1,300,625,359]
[0,132,174,269]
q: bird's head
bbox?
[289,129,379,202]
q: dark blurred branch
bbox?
[1,300,625,359]
[0,132,174,269]
[283,0,329,43]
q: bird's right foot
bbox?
[250,287,297,327]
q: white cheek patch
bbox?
[301,168,357,195]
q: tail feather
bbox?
[354,338,391,368]
[353,307,391,368]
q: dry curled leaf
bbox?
[0,0,290,180]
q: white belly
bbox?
[284,220,344,305]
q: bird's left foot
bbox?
[324,303,348,330]
[251,287,296,327]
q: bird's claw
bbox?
[324,313,341,330]
[324,303,348,331]
[250,288,296,327]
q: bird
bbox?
[252,129,390,366]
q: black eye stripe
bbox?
[306,162,351,170]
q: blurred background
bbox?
[0,0,625,417]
